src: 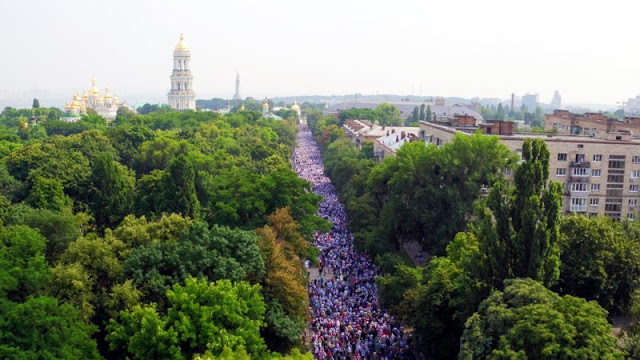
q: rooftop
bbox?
[326,100,482,119]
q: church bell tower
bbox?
[168,33,196,110]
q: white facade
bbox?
[64,78,131,120]
[168,34,195,110]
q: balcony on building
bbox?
[570,161,590,168]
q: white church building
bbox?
[168,34,196,110]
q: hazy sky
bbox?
[2,0,640,106]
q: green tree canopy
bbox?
[374,103,403,126]
[89,154,135,230]
[459,278,623,359]
[473,138,562,288]
[0,296,100,359]
[122,222,264,304]
[556,215,640,314]
[107,277,267,359]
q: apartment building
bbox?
[545,110,640,138]
[419,120,640,220]
[343,119,419,150]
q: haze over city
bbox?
[2,0,640,107]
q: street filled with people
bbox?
[292,125,414,360]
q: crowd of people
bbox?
[292,126,414,360]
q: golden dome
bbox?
[98,96,104,104]
[73,92,79,102]
[291,100,300,110]
[104,87,112,101]
[175,33,189,51]
[64,101,70,111]
[80,101,86,111]
[71,101,79,110]
[90,78,100,96]
[240,104,245,112]
[113,93,119,104]
[82,90,89,101]
[262,97,269,109]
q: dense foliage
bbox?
[0,106,325,358]
[309,112,636,358]
[459,278,623,359]
[309,112,516,256]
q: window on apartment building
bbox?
[583,128,591,135]
[591,169,601,177]
[632,185,639,192]
[593,154,602,162]
[605,203,622,212]
[629,213,636,221]
[578,144,584,148]
[504,168,512,176]
[591,183,600,192]
[571,183,588,192]
[556,168,567,176]
[630,199,638,208]
[575,154,585,163]
[558,153,568,161]
[570,198,587,212]
[590,198,599,206]
[572,168,590,176]
[632,170,640,179]
[609,156,626,169]
[608,174,625,183]
[633,156,640,164]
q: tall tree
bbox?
[426,105,432,122]
[374,103,403,126]
[475,138,562,288]
[32,98,40,108]
[164,154,200,219]
[412,106,419,122]
[419,104,425,120]
[89,154,135,230]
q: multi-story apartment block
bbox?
[419,120,640,221]
[545,110,640,138]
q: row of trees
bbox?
[309,112,516,256]
[481,103,545,128]
[0,106,323,359]
[336,103,405,126]
[308,110,638,358]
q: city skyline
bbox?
[2,0,640,108]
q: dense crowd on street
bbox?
[292,126,414,360]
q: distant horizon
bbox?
[0,89,618,113]
[2,0,640,110]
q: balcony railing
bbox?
[570,161,591,168]
[569,176,590,183]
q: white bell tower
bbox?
[168,33,196,110]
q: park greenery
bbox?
[308,108,640,359]
[0,105,321,359]
[4,98,640,359]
